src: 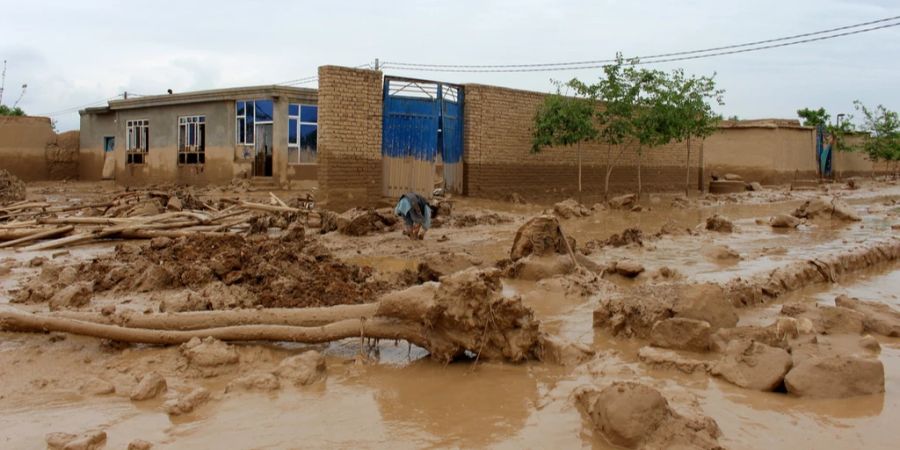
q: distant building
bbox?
[79,85,318,188]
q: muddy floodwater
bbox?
[1,181,899,449]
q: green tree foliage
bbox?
[0,104,25,116]
[532,81,598,193]
[797,107,830,128]
[853,101,900,175]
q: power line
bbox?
[383,15,900,71]
[40,95,123,117]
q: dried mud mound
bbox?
[509,215,572,261]
[55,231,385,308]
[0,169,26,205]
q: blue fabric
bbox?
[395,194,432,229]
[423,205,432,230]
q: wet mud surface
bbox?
[1,180,900,449]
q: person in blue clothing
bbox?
[394,192,439,240]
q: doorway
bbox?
[254,124,273,177]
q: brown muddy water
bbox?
[1,184,899,449]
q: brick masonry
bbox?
[462,83,700,199]
[317,66,384,207]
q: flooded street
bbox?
[1,181,899,449]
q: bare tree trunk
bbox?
[604,144,612,201]
[577,141,582,201]
[685,137,692,197]
[637,148,643,200]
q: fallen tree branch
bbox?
[0,226,74,249]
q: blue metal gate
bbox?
[382,77,463,197]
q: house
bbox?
[79,85,319,188]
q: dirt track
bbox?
[1,179,900,449]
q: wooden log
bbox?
[269,192,291,209]
[0,310,426,347]
[38,217,135,226]
[49,304,379,330]
[240,201,301,214]
[117,229,231,239]
[0,226,75,249]
[0,220,38,230]
[19,232,99,252]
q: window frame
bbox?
[125,119,149,165]
[236,99,274,146]
[287,103,318,165]
[177,115,206,165]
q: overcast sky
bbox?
[1,0,897,131]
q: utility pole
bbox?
[374,58,380,71]
[0,60,6,105]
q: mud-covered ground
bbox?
[1,179,899,449]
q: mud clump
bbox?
[0,169,26,205]
[650,318,711,352]
[770,214,801,228]
[575,382,722,449]
[604,228,643,247]
[420,268,544,363]
[130,372,167,401]
[781,303,866,335]
[509,216,573,261]
[705,214,734,232]
[553,198,591,219]
[227,372,281,392]
[164,387,211,416]
[793,196,861,221]
[613,259,645,278]
[320,208,398,236]
[182,337,239,368]
[834,294,900,337]
[48,282,93,310]
[608,194,637,210]
[449,211,511,227]
[711,339,792,391]
[128,440,153,450]
[46,430,107,450]
[67,233,385,309]
[275,350,327,386]
[784,355,884,398]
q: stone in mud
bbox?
[834,294,900,337]
[553,198,591,219]
[638,346,710,374]
[166,196,183,211]
[723,173,743,181]
[132,264,176,292]
[275,350,326,386]
[128,440,153,450]
[614,259,644,278]
[784,355,884,398]
[509,254,574,281]
[164,387,211,416]
[130,372,167,401]
[781,303,866,335]
[539,336,595,366]
[181,337,239,367]
[608,193,637,210]
[747,181,764,191]
[672,283,739,331]
[48,282,93,310]
[574,381,722,449]
[46,430,107,450]
[705,214,734,232]
[711,339,792,391]
[770,214,801,228]
[650,318,711,352]
[792,196,861,221]
[227,372,281,392]
[509,215,572,261]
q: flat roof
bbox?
[80,85,316,115]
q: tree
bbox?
[797,107,830,128]
[625,66,670,199]
[853,101,900,177]
[532,81,599,196]
[0,104,25,116]
[663,69,724,196]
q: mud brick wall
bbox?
[462,84,699,200]
[0,116,79,181]
[317,66,384,208]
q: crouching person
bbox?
[394,192,439,240]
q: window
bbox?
[236,99,273,145]
[178,116,205,164]
[288,104,318,164]
[126,119,149,164]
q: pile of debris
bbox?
[0,169,26,205]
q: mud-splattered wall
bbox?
[0,116,79,181]
[703,123,817,185]
[462,84,699,199]
[317,66,384,207]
